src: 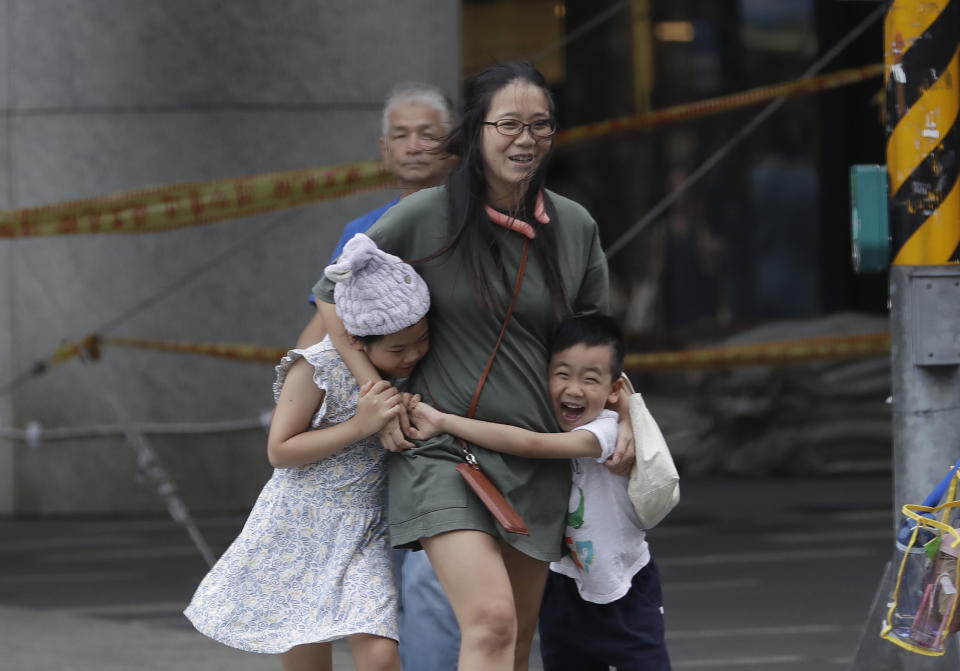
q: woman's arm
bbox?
[603,375,635,473]
[267,359,402,468]
[317,300,413,450]
[317,301,380,385]
[295,307,327,349]
[408,401,601,459]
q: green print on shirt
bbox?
[567,487,585,529]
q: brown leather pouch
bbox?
[456,462,530,535]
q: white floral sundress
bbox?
[184,338,398,653]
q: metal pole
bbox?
[884,0,960,512]
[852,1,960,667]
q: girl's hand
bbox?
[378,416,414,452]
[354,380,403,438]
[405,400,444,440]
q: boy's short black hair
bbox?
[550,313,625,380]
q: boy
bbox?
[408,313,671,671]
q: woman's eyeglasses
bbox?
[483,119,557,138]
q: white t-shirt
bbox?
[550,409,651,604]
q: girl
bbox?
[185,233,431,671]
[314,62,633,671]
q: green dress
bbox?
[314,186,609,561]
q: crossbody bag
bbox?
[450,237,533,535]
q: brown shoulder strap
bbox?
[466,238,531,419]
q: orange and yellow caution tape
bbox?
[100,336,288,363]
[48,331,892,371]
[556,63,884,146]
[0,64,883,239]
[0,161,393,239]
[624,332,891,371]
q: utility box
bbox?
[850,164,890,273]
[910,268,960,366]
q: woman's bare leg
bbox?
[500,540,549,671]
[422,530,517,671]
[280,642,332,671]
[348,633,401,671]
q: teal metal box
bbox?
[850,164,890,273]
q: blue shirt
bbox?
[328,197,401,263]
[308,197,401,304]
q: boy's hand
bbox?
[400,392,421,412]
[355,380,403,440]
[405,400,444,441]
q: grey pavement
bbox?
[1,474,898,670]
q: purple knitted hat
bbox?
[324,233,430,337]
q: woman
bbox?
[314,62,630,671]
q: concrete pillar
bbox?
[1,0,459,514]
[891,268,960,514]
[1,0,14,515]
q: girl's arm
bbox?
[317,300,413,450]
[267,358,402,468]
[407,401,601,459]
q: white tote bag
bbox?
[622,376,680,529]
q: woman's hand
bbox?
[405,398,445,441]
[354,380,403,439]
[605,399,636,475]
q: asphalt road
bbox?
[0,474,897,670]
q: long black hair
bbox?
[432,62,571,316]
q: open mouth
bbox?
[508,154,535,167]
[559,402,585,425]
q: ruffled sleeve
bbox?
[272,340,342,428]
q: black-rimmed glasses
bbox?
[482,119,557,138]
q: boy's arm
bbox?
[408,402,602,459]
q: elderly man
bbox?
[298,82,454,347]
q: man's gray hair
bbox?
[381,82,455,139]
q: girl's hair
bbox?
[354,311,431,346]
[356,333,386,345]
[423,62,570,316]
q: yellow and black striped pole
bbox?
[873,1,960,664]
[884,0,959,264]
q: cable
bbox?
[605,4,885,259]
[0,207,301,397]
[532,1,633,63]
[0,414,270,445]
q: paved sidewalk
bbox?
[1,475,895,670]
[0,603,273,671]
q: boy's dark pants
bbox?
[538,558,671,671]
